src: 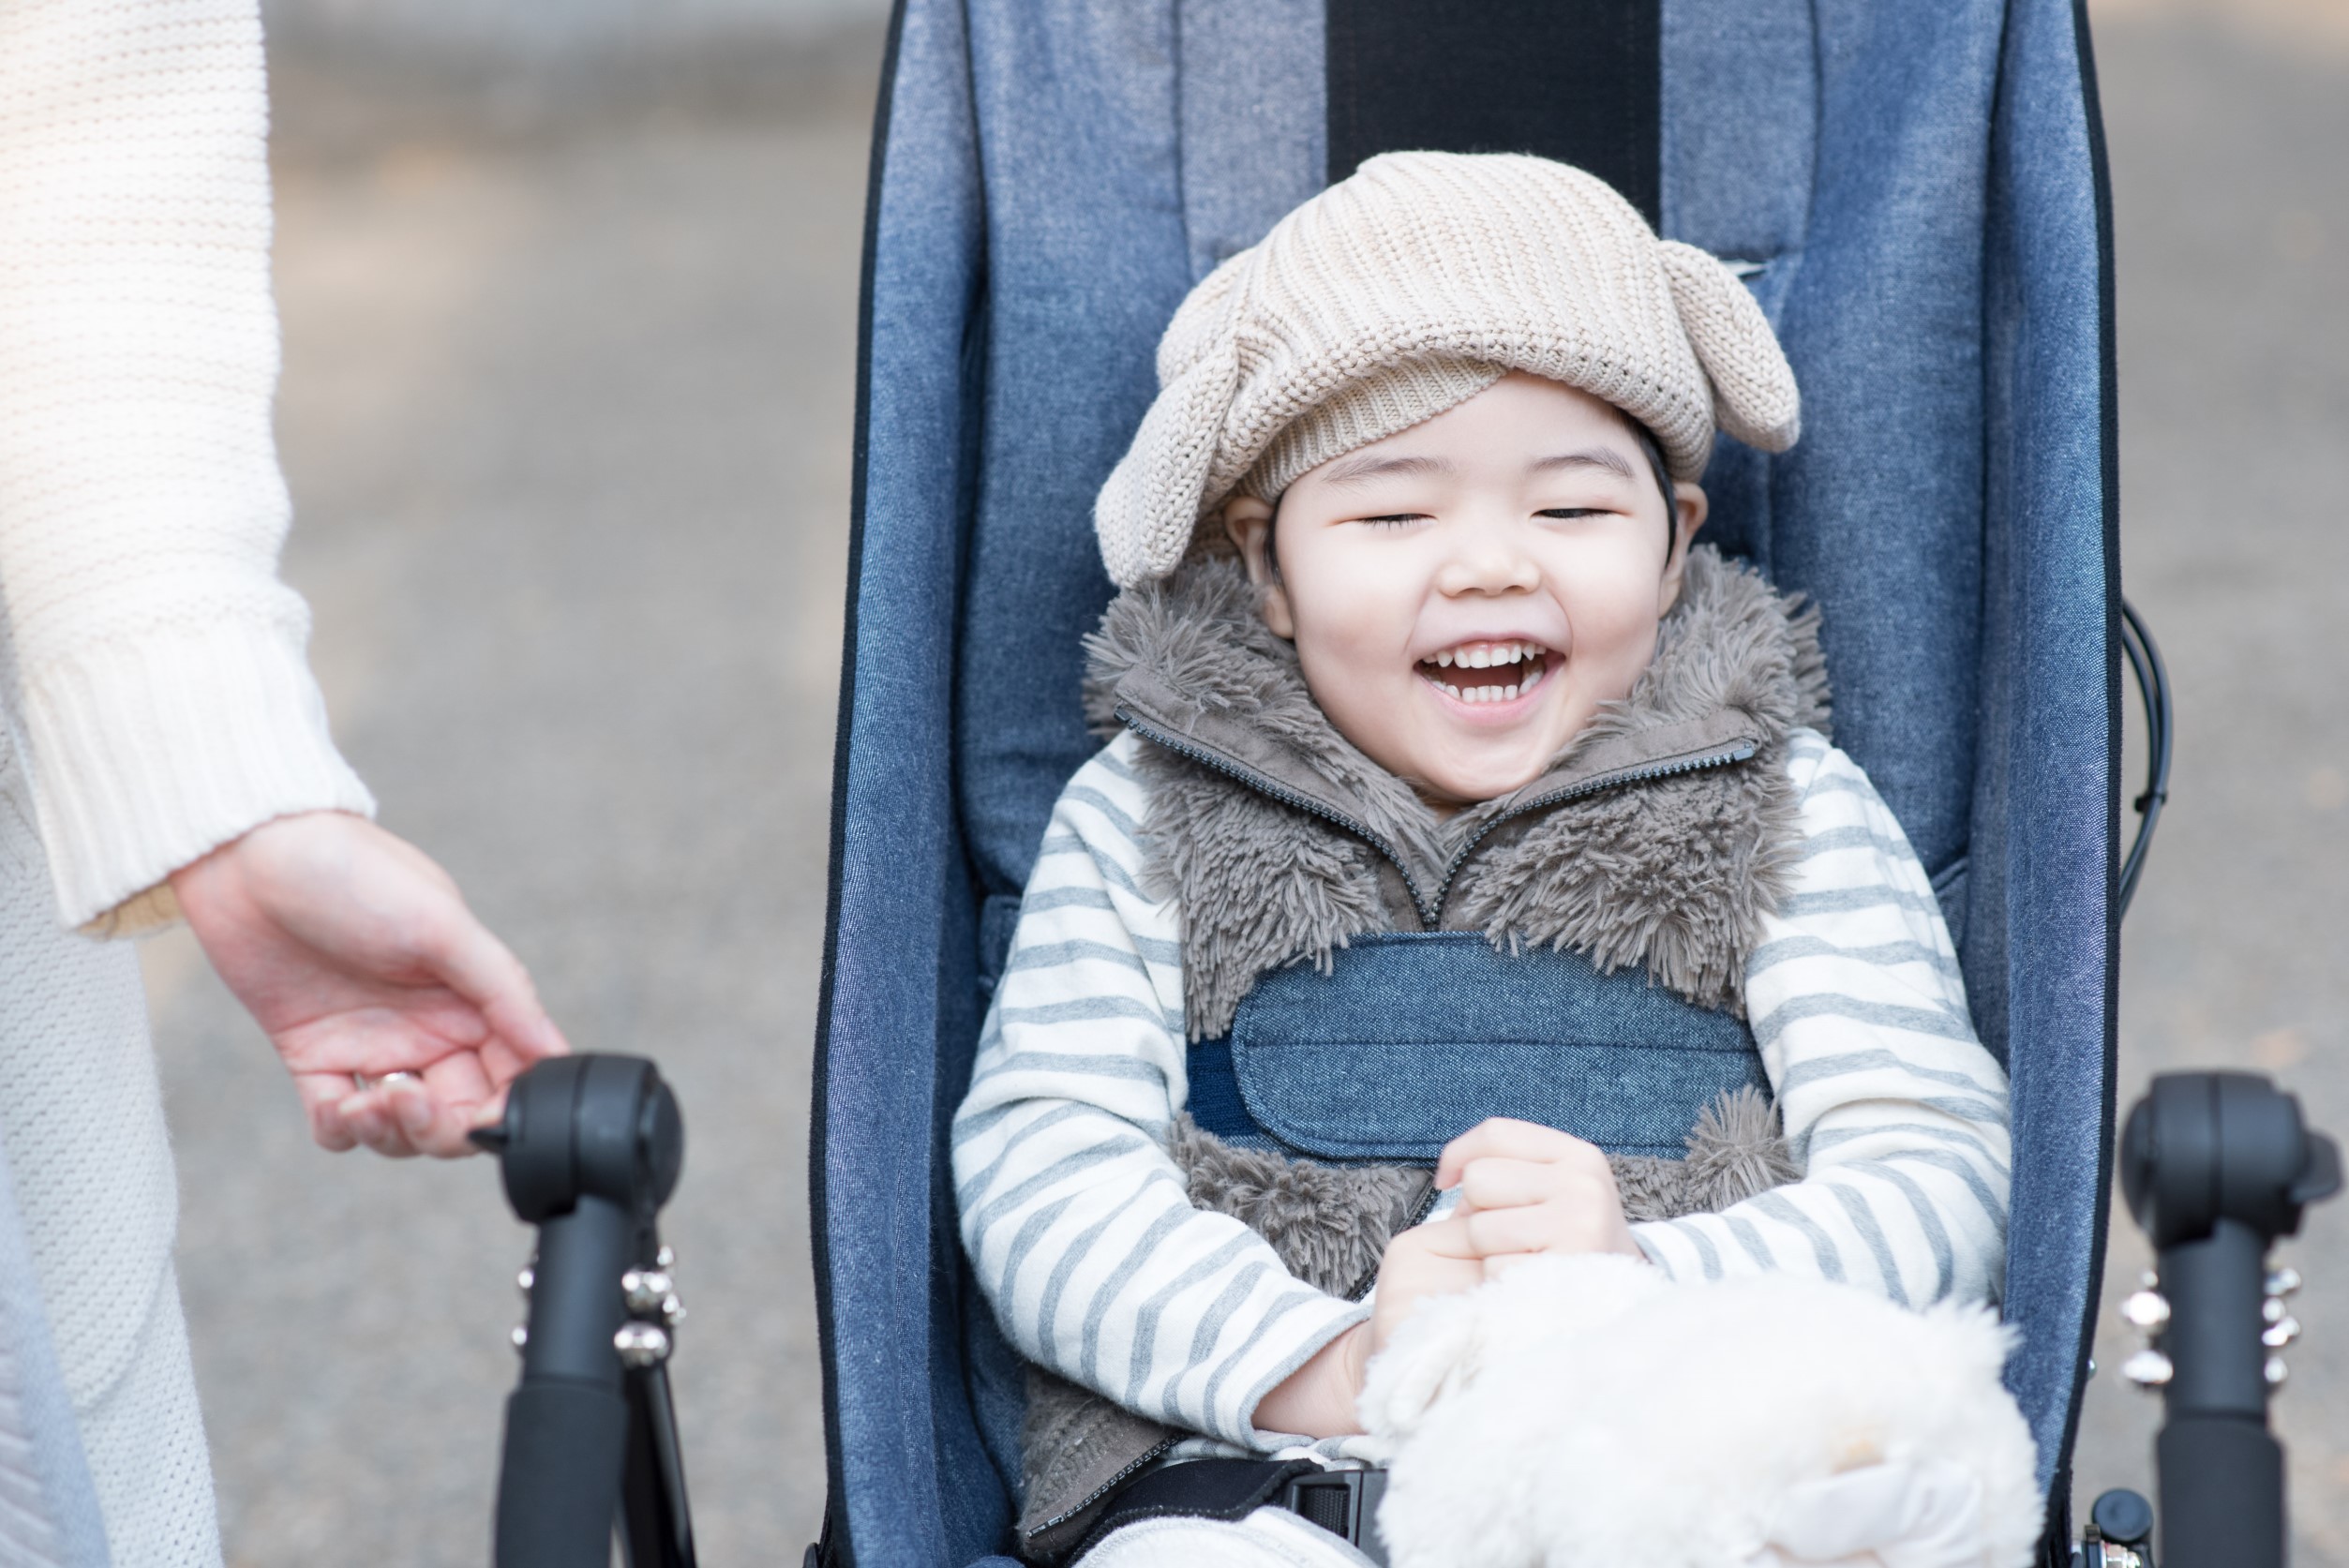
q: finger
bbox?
[274,1002,484,1080]
[1391,1216,1484,1262]
[1456,1156,1578,1214]
[1480,1250,1544,1282]
[412,910,568,1066]
[408,1053,499,1158]
[1435,1118,1594,1188]
[1462,1204,1566,1258]
[337,1084,423,1158]
[293,1073,361,1152]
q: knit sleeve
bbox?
[951,734,1367,1447]
[1629,730,2012,1306]
[0,0,373,935]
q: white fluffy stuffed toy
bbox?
[1354,1256,2042,1568]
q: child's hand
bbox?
[1437,1117,1644,1273]
[1256,1120,1638,1440]
[1255,1215,1485,1439]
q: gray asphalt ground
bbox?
[139,3,2346,1562]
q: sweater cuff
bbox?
[19,620,375,933]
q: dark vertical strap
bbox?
[1324,0,1661,226]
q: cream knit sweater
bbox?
[0,0,375,935]
[0,3,375,1563]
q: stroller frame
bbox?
[813,1,2125,1561]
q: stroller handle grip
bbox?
[2116,1071,2340,1568]
[477,1055,697,1568]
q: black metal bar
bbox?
[477,1055,696,1568]
[621,1365,697,1568]
[2117,1072,2341,1568]
[2117,598,2171,918]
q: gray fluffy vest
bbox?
[1014,545,1831,1561]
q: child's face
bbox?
[1223,373,1706,810]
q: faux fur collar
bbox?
[1082,546,1831,1037]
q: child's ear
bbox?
[1221,497,1297,638]
[1656,483,1710,617]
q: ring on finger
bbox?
[350,1069,423,1093]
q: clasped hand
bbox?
[1256,1117,1641,1438]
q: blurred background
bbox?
[137,0,2347,1561]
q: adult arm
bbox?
[0,0,561,1155]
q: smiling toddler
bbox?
[954,153,2014,1567]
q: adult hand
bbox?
[1436,1117,1644,1270]
[170,811,568,1159]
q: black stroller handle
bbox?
[474,1055,697,1568]
[2113,1071,2341,1568]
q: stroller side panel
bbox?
[1976,0,2120,1511]
[954,0,1192,957]
[817,1,1014,1562]
[823,0,2117,1560]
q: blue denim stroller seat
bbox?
[815,2,2118,1561]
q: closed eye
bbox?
[1355,514,1432,529]
[1535,508,1608,519]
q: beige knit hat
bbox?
[1094,151,1802,588]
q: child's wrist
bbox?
[1257,1321,1372,1440]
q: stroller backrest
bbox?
[826,2,2116,1563]
[959,0,1998,1039]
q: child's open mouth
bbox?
[1415,639,1556,706]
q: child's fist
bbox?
[1436,1117,1645,1271]
[1369,1215,1488,1356]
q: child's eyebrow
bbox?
[1319,453,1456,486]
[1529,448,1638,480]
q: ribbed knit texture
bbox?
[1236,355,1505,504]
[1095,152,1803,588]
[0,0,375,933]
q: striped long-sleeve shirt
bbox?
[952,727,2010,1448]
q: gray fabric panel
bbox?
[1175,0,1327,281]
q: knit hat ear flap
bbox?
[1097,336,1241,586]
[1655,241,1802,455]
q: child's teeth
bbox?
[1520,664,1545,694]
[1435,650,1454,668]
[1501,681,1519,700]
[1441,681,1461,700]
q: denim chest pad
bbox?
[1185,932,1766,1163]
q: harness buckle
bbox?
[1279,1468,1390,1565]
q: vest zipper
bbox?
[1425,741,1758,918]
[1342,1178,1444,1302]
[1118,705,1753,929]
[1115,707,1441,921]
[1029,1432,1183,1537]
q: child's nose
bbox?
[1434,533,1541,597]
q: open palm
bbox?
[171,812,568,1157]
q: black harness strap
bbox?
[1068,1459,1391,1565]
[1324,0,1662,228]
